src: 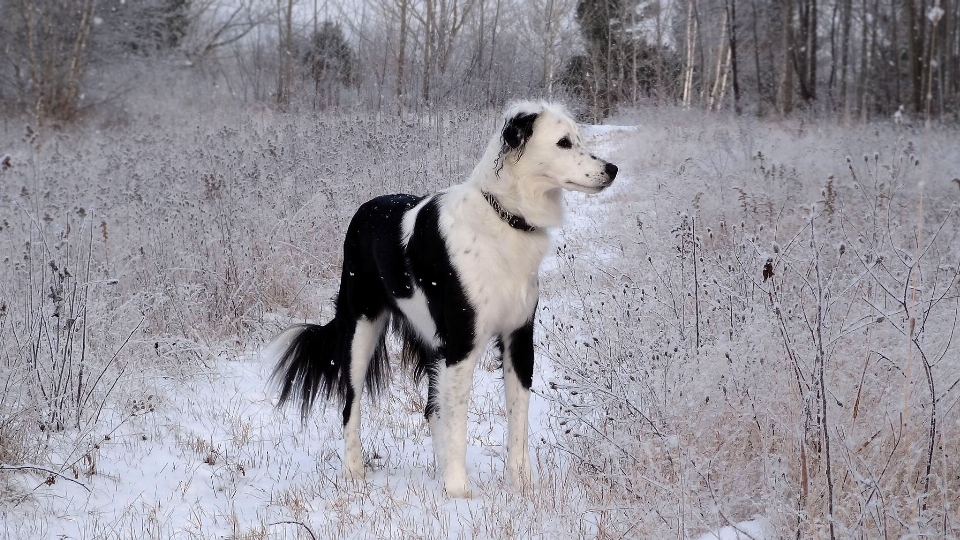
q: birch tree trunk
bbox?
[682,0,696,106]
[716,46,733,110]
[710,11,729,109]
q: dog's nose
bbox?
[604,163,618,180]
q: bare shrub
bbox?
[542,113,959,538]
[0,0,97,122]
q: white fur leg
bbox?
[343,405,365,480]
[428,409,446,473]
[439,350,481,498]
[503,358,533,490]
[428,362,447,474]
[342,313,388,480]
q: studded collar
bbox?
[480,191,538,232]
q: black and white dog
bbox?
[266,101,617,497]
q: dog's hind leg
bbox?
[425,361,446,474]
[503,319,535,490]
[342,311,389,480]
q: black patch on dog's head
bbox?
[496,111,538,175]
[502,112,538,151]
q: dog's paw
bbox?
[444,471,473,498]
[428,417,447,473]
[444,484,473,499]
[507,463,534,493]
[343,460,366,481]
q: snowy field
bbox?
[1,106,958,539]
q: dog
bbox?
[265,100,618,497]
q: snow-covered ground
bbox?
[5,347,560,538]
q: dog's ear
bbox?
[502,112,538,151]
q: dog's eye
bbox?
[557,136,572,149]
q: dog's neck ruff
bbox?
[481,191,538,232]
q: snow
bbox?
[6,346,567,538]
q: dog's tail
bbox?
[266,321,346,422]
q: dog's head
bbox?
[498,102,618,194]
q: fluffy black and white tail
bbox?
[267,312,441,423]
[267,322,342,421]
[267,317,390,422]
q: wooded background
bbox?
[1,0,957,122]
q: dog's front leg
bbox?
[438,345,483,498]
[503,320,535,490]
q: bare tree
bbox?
[906,0,925,113]
[710,9,729,109]
[781,0,795,114]
[397,0,410,107]
[839,0,852,116]
[681,0,698,106]
[750,0,764,114]
[521,0,578,98]
[726,0,742,113]
[185,0,271,62]
[4,0,960,120]
[411,0,475,104]
[276,0,295,108]
[794,0,817,101]
[1,0,97,122]
[947,0,957,113]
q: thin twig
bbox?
[268,520,318,540]
[0,464,92,492]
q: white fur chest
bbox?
[440,188,549,336]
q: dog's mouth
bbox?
[563,179,612,193]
